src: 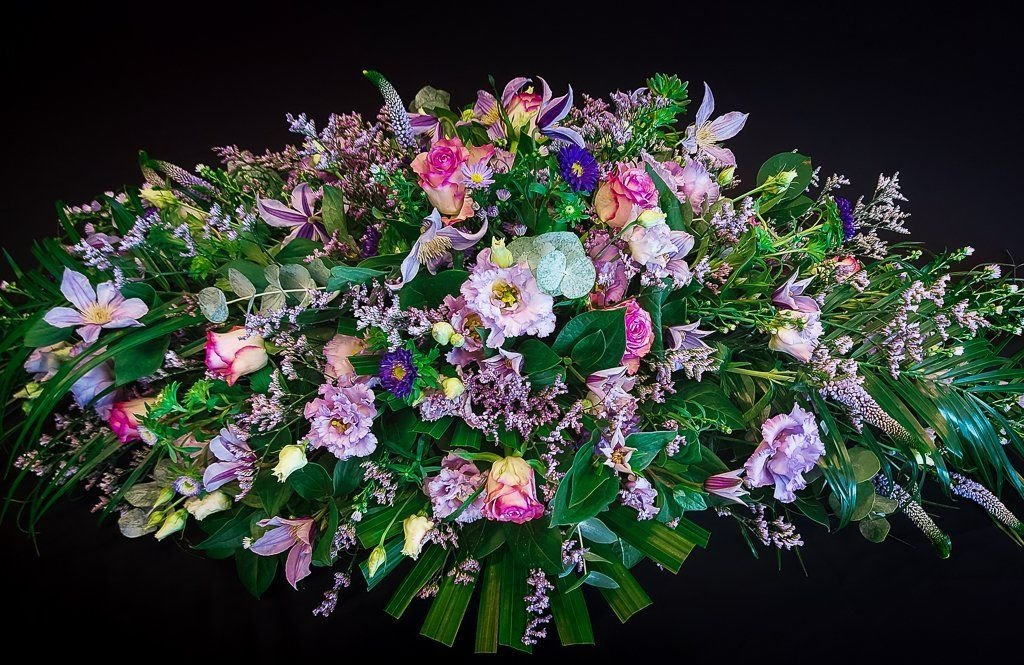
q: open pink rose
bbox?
[108,397,156,443]
[411,137,470,215]
[621,299,654,374]
[594,163,659,228]
[483,456,545,524]
[205,327,269,386]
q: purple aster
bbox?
[379,348,417,398]
[835,196,856,240]
[557,144,599,192]
[461,161,495,189]
[173,475,202,497]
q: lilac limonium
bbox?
[599,428,637,475]
[379,348,417,398]
[44,268,149,343]
[394,209,488,289]
[202,426,258,500]
[682,82,748,167]
[703,469,748,505]
[557,144,599,192]
[256,183,328,243]
[247,516,315,589]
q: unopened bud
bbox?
[431,321,455,345]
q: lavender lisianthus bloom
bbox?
[44,268,149,343]
[835,196,857,240]
[423,454,487,523]
[378,349,417,399]
[202,426,258,499]
[460,252,556,348]
[557,144,599,192]
[247,516,315,589]
[256,183,329,243]
[681,82,748,167]
[769,310,823,363]
[304,378,379,459]
[394,208,488,289]
[744,404,825,503]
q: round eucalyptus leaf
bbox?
[859,517,891,543]
[536,250,567,295]
[198,287,229,323]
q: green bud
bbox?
[367,545,387,578]
[155,509,188,541]
[153,487,175,508]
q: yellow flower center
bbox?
[571,162,584,177]
[392,365,407,381]
[492,281,520,309]
[80,303,116,325]
[330,419,350,434]
[610,449,627,465]
[470,172,484,184]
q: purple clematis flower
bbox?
[772,273,819,313]
[44,268,148,344]
[247,516,315,589]
[202,426,258,499]
[394,209,488,289]
[478,348,524,378]
[682,83,748,167]
[256,183,328,242]
[474,76,584,147]
[599,427,637,475]
[536,77,585,146]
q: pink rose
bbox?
[108,397,156,443]
[482,456,545,524]
[323,334,365,380]
[594,163,659,228]
[506,91,542,133]
[411,137,470,215]
[206,327,269,386]
[621,299,654,374]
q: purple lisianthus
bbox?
[557,144,599,192]
[247,516,315,589]
[620,475,659,520]
[744,404,825,503]
[460,252,556,348]
[379,349,417,399]
[835,196,856,240]
[423,454,487,523]
[304,378,379,459]
[202,426,258,500]
[44,268,149,344]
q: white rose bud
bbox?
[400,515,434,560]
[490,238,515,268]
[636,208,667,228]
[272,444,308,483]
[367,544,387,577]
[441,376,465,399]
[185,491,232,521]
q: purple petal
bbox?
[444,218,489,250]
[249,525,296,557]
[112,297,149,321]
[695,82,715,128]
[396,247,421,288]
[708,111,748,141]
[501,76,530,106]
[702,144,737,167]
[202,462,240,491]
[44,306,84,328]
[540,126,585,147]
[285,542,313,588]
[77,324,101,343]
[538,84,573,129]
[60,268,96,311]
[257,198,306,227]
[291,183,316,218]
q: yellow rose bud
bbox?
[490,238,515,268]
[441,377,465,400]
[636,208,667,228]
[367,544,387,578]
[431,321,455,345]
[154,509,187,541]
[717,166,736,186]
[400,515,434,560]
[185,491,232,521]
[272,444,308,483]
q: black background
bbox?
[3,3,1023,661]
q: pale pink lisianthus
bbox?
[621,299,654,374]
[205,327,269,386]
[108,397,156,443]
[303,378,378,460]
[459,254,555,349]
[482,456,545,524]
[594,163,659,228]
[744,404,825,503]
[323,334,365,380]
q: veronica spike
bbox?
[363,69,417,151]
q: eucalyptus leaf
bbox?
[198,287,229,323]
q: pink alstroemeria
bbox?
[704,469,748,505]
[247,516,315,589]
[599,428,637,475]
[682,83,748,167]
[256,183,328,243]
[202,426,257,499]
[44,268,148,344]
[394,209,488,288]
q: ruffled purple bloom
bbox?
[248,516,315,589]
[304,379,379,459]
[744,404,825,503]
[44,268,148,344]
[379,349,417,398]
[460,252,556,348]
[256,183,328,243]
[557,144,599,192]
[202,426,257,499]
[835,196,856,240]
[423,454,487,523]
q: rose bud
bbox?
[431,321,456,345]
[108,397,157,444]
[205,326,269,386]
[400,515,434,560]
[272,444,308,483]
[441,376,465,399]
[185,491,232,521]
[483,456,545,524]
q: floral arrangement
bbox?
[3,71,1024,652]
